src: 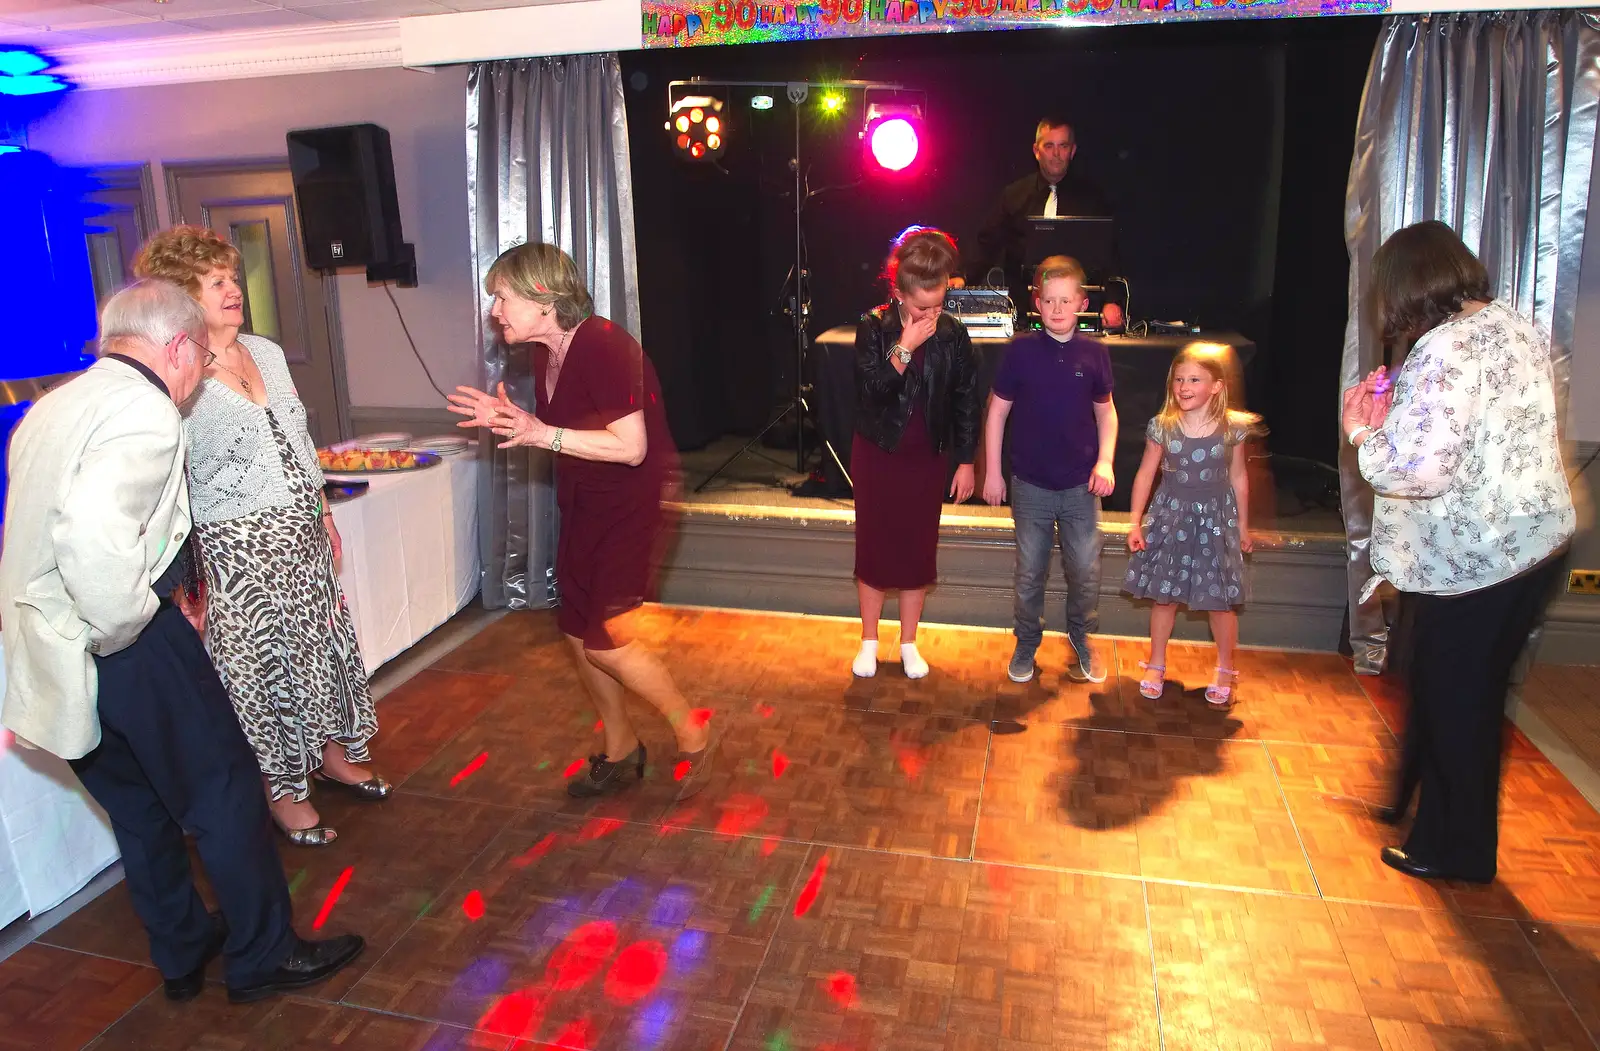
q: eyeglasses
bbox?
[183,334,214,366]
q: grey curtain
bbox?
[1339,11,1600,673]
[466,55,641,609]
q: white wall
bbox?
[26,65,477,412]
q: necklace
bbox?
[212,344,255,396]
[545,327,575,392]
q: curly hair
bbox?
[484,242,594,330]
[131,225,242,297]
[884,226,959,296]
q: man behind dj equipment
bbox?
[967,118,1123,329]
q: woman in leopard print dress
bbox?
[135,227,386,847]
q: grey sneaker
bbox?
[1007,643,1037,683]
[1066,634,1106,684]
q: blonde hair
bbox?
[1032,254,1085,295]
[132,226,242,298]
[484,242,594,330]
[1155,341,1262,437]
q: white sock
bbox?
[852,639,879,678]
[901,642,929,679]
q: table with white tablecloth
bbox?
[0,450,481,924]
[0,657,119,929]
[327,449,481,672]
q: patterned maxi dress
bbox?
[1122,417,1251,612]
[195,409,374,802]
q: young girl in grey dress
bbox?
[1123,342,1261,709]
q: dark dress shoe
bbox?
[164,912,228,1002]
[226,933,365,1004]
[1379,846,1493,884]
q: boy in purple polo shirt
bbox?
[982,256,1117,683]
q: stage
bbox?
[667,435,1351,653]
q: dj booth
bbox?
[808,326,1256,513]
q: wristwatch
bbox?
[550,427,565,453]
[891,343,912,365]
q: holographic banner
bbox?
[641,0,1388,47]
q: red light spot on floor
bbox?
[894,745,925,782]
[593,719,604,733]
[450,751,488,787]
[462,889,485,921]
[689,707,713,728]
[822,971,858,1010]
[564,758,586,778]
[475,988,546,1037]
[604,940,666,1004]
[550,1017,596,1049]
[755,703,774,718]
[771,750,789,778]
[511,832,561,868]
[673,760,691,781]
[985,864,1014,894]
[794,853,830,918]
[311,866,353,930]
[578,817,623,842]
[714,793,769,837]
[546,921,617,991]
[760,836,780,857]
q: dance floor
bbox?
[5,606,1600,1050]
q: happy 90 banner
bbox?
[641,0,1387,47]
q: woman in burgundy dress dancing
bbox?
[850,228,980,678]
[447,243,712,800]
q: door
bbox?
[165,160,349,445]
[84,164,159,319]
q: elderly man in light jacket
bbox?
[0,279,362,1003]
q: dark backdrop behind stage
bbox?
[622,15,1378,474]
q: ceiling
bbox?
[0,0,555,47]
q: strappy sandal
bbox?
[1137,661,1167,700]
[1205,667,1239,710]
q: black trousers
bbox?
[1396,557,1563,880]
[69,603,294,986]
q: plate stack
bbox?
[356,432,412,451]
[411,434,470,456]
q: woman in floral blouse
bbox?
[1342,220,1574,885]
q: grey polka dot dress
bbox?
[1123,417,1250,612]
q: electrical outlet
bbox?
[1570,570,1600,595]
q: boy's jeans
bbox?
[1011,477,1101,654]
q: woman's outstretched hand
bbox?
[447,385,498,429]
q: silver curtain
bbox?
[466,55,641,609]
[1339,11,1600,673]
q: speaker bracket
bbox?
[366,242,417,288]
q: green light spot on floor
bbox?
[536,760,550,770]
[287,869,307,896]
[764,1030,792,1051]
[748,883,775,925]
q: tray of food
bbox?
[318,448,441,473]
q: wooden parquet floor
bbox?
[6,606,1600,1050]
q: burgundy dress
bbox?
[532,317,679,650]
[853,345,946,591]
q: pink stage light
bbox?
[868,117,920,173]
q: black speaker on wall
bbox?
[286,123,417,287]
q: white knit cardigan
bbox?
[182,334,325,524]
